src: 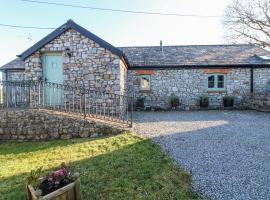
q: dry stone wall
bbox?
[0,109,125,141]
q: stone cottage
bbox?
[1,19,270,109]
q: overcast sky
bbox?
[0,0,232,66]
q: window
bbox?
[140,75,150,91]
[207,74,226,90]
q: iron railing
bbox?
[0,81,133,127]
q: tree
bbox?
[224,0,270,47]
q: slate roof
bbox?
[119,44,270,68]
[18,19,124,60]
[0,58,24,70]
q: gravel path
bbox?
[132,111,270,200]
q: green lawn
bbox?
[0,132,201,200]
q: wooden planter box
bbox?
[26,178,81,200]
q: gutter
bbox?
[0,68,25,71]
[5,70,8,81]
[250,67,254,93]
[128,64,270,70]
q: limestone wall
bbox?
[127,68,255,109]
[0,109,125,141]
[3,71,26,81]
[254,68,270,93]
[120,60,128,95]
[250,93,270,111]
[24,28,123,95]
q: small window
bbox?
[208,75,215,88]
[140,75,150,91]
[207,74,226,90]
[217,75,225,88]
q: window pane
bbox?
[208,75,215,88]
[218,75,224,82]
[217,75,224,88]
[140,75,150,90]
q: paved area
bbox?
[132,111,270,200]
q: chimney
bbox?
[160,40,163,52]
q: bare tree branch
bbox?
[223,0,270,47]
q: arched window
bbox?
[207,74,226,91]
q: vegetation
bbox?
[136,96,145,109]
[0,133,201,200]
[223,96,235,107]
[170,94,180,108]
[27,163,77,196]
[224,0,270,47]
[200,96,209,108]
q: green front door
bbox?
[42,53,64,105]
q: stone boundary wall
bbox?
[0,109,126,141]
[250,93,270,112]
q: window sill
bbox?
[207,90,226,94]
[139,90,151,93]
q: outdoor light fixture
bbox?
[65,48,72,58]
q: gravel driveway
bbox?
[132,111,270,200]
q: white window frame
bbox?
[207,74,226,91]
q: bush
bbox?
[136,97,145,109]
[170,95,180,108]
[223,96,234,107]
[200,96,209,108]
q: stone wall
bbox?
[3,70,26,81]
[0,109,125,141]
[127,68,255,109]
[24,28,124,95]
[120,60,128,95]
[250,93,270,111]
[254,68,270,93]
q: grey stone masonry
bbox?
[24,28,127,95]
[127,68,270,109]
[250,93,270,111]
[0,109,126,141]
[3,70,26,81]
[254,68,270,93]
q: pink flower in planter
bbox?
[29,162,77,197]
[45,162,73,189]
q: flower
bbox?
[44,162,72,190]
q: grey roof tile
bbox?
[119,44,270,68]
[0,58,24,70]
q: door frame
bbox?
[41,52,64,106]
[42,52,64,83]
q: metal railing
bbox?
[0,81,133,127]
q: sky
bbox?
[0,0,232,66]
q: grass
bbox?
[0,132,201,200]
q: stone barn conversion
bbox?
[1,19,270,110]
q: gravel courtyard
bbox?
[132,111,270,200]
